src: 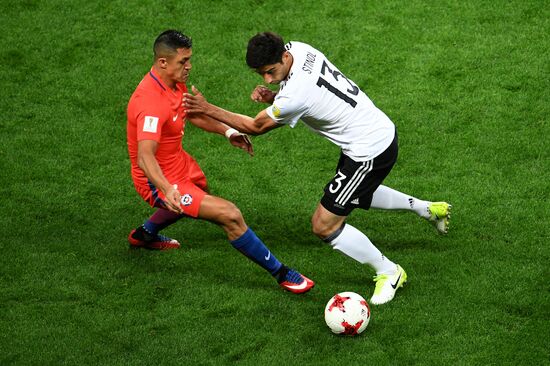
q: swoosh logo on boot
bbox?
[391,273,402,289]
[285,279,308,290]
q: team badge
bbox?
[180,194,193,206]
[272,104,281,117]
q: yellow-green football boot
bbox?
[428,202,452,234]
[370,265,407,305]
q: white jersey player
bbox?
[183,32,452,305]
[266,41,394,163]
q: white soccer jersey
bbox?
[266,41,395,161]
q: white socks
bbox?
[322,185,427,276]
[371,185,430,218]
[326,223,396,275]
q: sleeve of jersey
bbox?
[265,94,306,128]
[136,106,167,142]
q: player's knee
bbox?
[311,217,331,239]
[219,201,244,227]
[312,213,346,240]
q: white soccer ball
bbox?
[324,292,371,335]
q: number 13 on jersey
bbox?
[316,60,359,108]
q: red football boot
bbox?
[128,227,181,250]
[278,268,315,294]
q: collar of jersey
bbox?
[148,68,186,96]
[285,44,297,82]
[149,68,167,91]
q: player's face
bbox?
[165,47,193,84]
[257,52,292,85]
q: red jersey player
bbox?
[126,30,313,294]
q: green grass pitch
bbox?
[1,0,548,364]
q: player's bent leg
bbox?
[199,195,315,293]
[198,195,247,240]
[315,203,406,304]
[370,185,430,215]
[129,179,207,250]
[311,204,347,239]
[370,186,452,234]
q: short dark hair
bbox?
[153,30,192,59]
[246,32,285,69]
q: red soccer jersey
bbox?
[127,68,207,215]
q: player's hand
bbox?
[164,184,183,214]
[183,86,209,114]
[228,131,254,157]
[251,85,276,104]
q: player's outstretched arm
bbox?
[183,86,281,136]
[187,113,254,156]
